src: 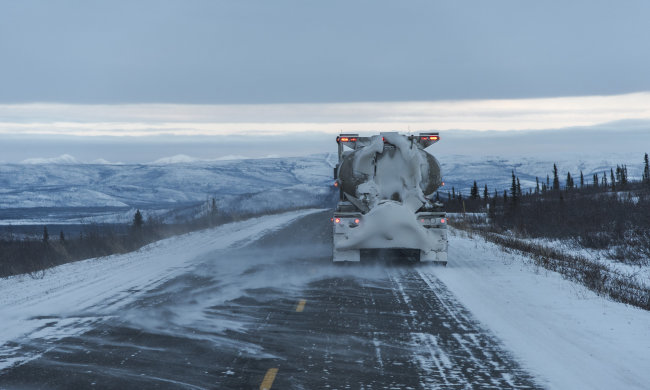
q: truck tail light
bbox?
[334,218,341,224]
[441,218,446,224]
[354,218,360,224]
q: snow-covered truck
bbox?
[332,132,448,264]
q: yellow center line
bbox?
[260,367,279,390]
[295,299,307,312]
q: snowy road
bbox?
[1,210,648,389]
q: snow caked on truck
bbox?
[332,132,448,264]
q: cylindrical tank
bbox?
[338,145,442,202]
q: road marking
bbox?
[295,299,307,312]
[260,368,278,390]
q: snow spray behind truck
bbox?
[332,132,448,264]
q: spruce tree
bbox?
[133,209,144,229]
[470,181,479,200]
[452,187,456,199]
[535,177,540,194]
[59,230,65,243]
[593,173,598,188]
[516,177,522,198]
[643,153,650,183]
[43,226,49,243]
[566,172,573,190]
[510,171,518,203]
[552,164,560,191]
[580,170,584,188]
[483,184,488,200]
[610,169,616,191]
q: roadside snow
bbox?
[0,209,321,371]
[424,229,650,390]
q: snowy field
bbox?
[1,210,648,388]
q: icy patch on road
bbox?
[0,209,321,371]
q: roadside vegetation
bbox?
[0,200,220,278]
[0,198,322,278]
[443,153,650,310]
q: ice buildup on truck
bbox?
[332,132,448,264]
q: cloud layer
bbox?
[1,92,650,136]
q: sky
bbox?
[1,0,649,161]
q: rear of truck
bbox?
[332,132,448,264]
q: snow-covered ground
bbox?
[1,212,648,388]
[430,229,650,390]
[0,209,322,371]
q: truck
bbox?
[332,132,448,264]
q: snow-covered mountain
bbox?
[0,154,338,225]
[1,149,648,225]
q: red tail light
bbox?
[354,218,360,224]
[334,181,339,187]
[441,218,446,224]
[334,218,341,223]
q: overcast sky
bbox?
[2,0,650,104]
[1,1,649,160]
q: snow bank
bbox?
[424,229,650,390]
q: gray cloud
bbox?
[1,0,649,104]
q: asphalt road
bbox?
[0,212,540,389]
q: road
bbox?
[0,211,540,389]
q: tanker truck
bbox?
[332,132,448,264]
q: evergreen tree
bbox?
[133,209,144,229]
[452,187,456,199]
[593,173,598,188]
[43,226,49,243]
[643,153,650,183]
[510,171,518,203]
[483,184,488,200]
[610,169,616,191]
[470,181,479,200]
[580,170,584,188]
[546,175,550,190]
[59,230,65,243]
[603,171,608,187]
[516,177,522,198]
[535,177,540,194]
[552,164,560,191]
[503,190,508,203]
[566,172,574,190]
